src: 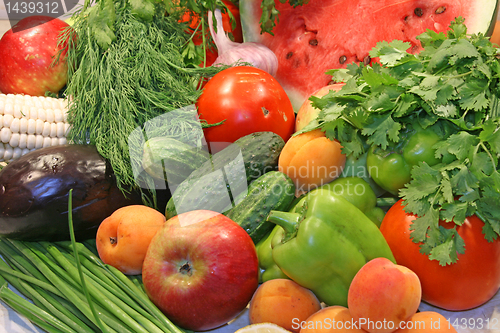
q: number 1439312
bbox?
[447,317,499,331]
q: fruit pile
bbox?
[245,259,457,333]
[1,1,500,333]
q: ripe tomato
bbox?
[380,199,500,311]
[197,66,295,153]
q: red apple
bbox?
[0,16,72,96]
[142,210,259,331]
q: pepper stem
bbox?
[266,211,301,243]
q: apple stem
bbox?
[266,211,301,243]
[179,262,193,276]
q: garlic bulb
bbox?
[209,9,279,76]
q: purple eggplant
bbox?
[0,144,144,241]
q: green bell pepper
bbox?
[258,176,386,283]
[267,190,396,307]
[340,152,386,197]
[290,177,386,227]
[255,226,290,283]
[366,126,442,195]
[317,177,385,227]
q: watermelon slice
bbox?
[240,0,500,110]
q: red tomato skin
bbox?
[197,66,295,153]
[380,199,500,311]
[0,16,71,96]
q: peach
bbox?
[347,257,422,333]
[295,83,344,132]
[394,312,457,333]
[249,279,322,333]
[299,306,366,333]
[96,205,166,275]
[278,129,346,196]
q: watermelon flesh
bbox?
[240,0,500,110]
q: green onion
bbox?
[0,278,75,333]
[0,189,186,333]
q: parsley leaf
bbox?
[362,114,401,149]
[313,17,500,265]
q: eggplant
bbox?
[0,144,144,241]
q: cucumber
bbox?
[225,171,296,244]
[166,132,285,219]
[141,136,210,184]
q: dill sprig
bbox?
[62,0,221,205]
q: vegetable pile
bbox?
[0,193,185,333]
[303,18,500,265]
[62,0,221,203]
[2,0,500,331]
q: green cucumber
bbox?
[141,137,210,184]
[225,171,296,244]
[166,132,285,219]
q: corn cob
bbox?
[0,93,71,162]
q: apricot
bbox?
[249,279,322,333]
[299,306,366,333]
[347,257,422,333]
[96,205,166,275]
[295,83,344,132]
[278,129,346,196]
[394,312,457,333]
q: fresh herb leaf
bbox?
[259,0,310,35]
[428,228,465,266]
[362,114,401,149]
[64,0,221,207]
[369,40,412,67]
[312,17,500,265]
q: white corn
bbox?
[0,93,71,162]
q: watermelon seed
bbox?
[414,7,424,17]
[363,56,371,66]
[435,6,446,14]
[309,39,318,46]
[339,55,347,64]
[286,52,293,59]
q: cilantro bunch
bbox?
[306,18,500,266]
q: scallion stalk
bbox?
[0,189,186,333]
[2,240,127,333]
[56,239,186,333]
[17,280,96,333]
[0,258,63,297]
[0,278,76,333]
